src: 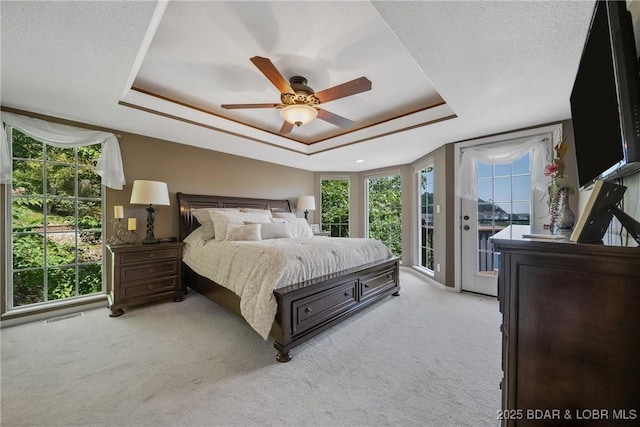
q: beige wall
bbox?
[109,133,315,241]
[312,144,455,286]
[405,143,455,287]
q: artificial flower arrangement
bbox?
[544,137,575,228]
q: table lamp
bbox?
[130,180,170,244]
[297,195,316,221]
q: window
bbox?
[321,178,350,237]
[476,153,531,274]
[366,174,402,257]
[8,129,104,309]
[418,165,435,271]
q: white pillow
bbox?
[225,224,261,241]
[286,218,314,238]
[211,210,272,241]
[239,207,273,220]
[259,222,293,239]
[272,212,297,220]
[183,227,205,245]
[190,207,238,240]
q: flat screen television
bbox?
[570,0,640,189]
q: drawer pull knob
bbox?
[148,285,154,290]
[148,268,154,273]
[344,292,350,297]
[304,307,312,314]
[148,253,155,258]
[387,274,392,279]
[364,284,369,288]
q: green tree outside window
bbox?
[321,179,350,237]
[9,130,103,308]
[367,174,402,257]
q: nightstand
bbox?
[107,241,185,317]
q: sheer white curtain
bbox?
[0,112,125,189]
[456,136,549,201]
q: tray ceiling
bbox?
[127,1,454,152]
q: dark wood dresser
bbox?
[493,227,640,426]
[107,242,185,317]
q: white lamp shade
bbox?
[280,105,318,126]
[297,195,316,211]
[129,180,170,206]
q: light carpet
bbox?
[1,269,502,427]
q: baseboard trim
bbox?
[1,295,107,328]
[407,266,457,292]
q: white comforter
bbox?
[183,229,393,339]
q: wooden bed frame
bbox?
[177,193,400,362]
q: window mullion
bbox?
[43,144,49,302]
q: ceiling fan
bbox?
[221,56,372,135]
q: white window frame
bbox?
[414,160,435,274]
[363,169,402,257]
[5,129,106,312]
[320,175,351,237]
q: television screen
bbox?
[570,0,640,188]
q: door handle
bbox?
[463,215,470,221]
[463,225,470,231]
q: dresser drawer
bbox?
[360,267,397,301]
[119,249,180,265]
[120,277,179,299]
[120,260,178,282]
[292,280,358,336]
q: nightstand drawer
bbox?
[107,242,185,317]
[120,260,178,282]
[120,249,181,264]
[121,277,178,299]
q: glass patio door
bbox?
[461,153,531,296]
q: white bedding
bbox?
[182,227,393,339]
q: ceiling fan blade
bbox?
[314,77,372,104]
[316,109,355,129]
[279,121,294,135]
[221,103,279,109]
[250,56,295,94]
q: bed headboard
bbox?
[176,193,292,241]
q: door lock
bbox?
[463,225,470,231]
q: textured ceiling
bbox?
[0,1,596,172]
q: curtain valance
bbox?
[457,136,549,200]
[0,112,125,190]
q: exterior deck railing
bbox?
[478,226,504,272]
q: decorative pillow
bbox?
[287,218,314,238]
[239,207,273,220]
[272,212,297,220]
[225,223,261,241]
[258,221,293,240]
[190,207,239,240]
[211,210,272,241]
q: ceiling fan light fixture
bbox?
[280,104,318,127]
